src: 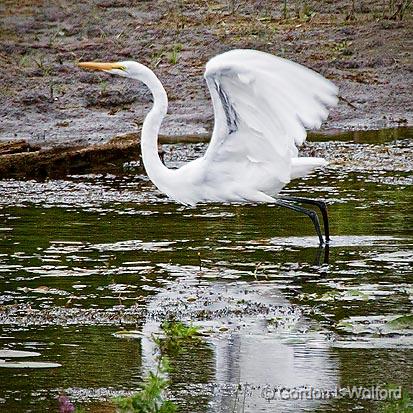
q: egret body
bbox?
[79,50,338,244]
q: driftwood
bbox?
[0,133,211,180]
[0,140,41,156]
[0,132,213,180]
[0,134,141,180]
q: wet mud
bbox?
[1,0,412,151]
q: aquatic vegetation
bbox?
[114,357,176,413]
[381,388,412,413]
[386,315,413,330]
[335,314,413,345]
[157,320,199,351]
[114,321,199,413]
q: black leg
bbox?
[275,199,324,245]
[324,243,330,264]
[279,196,330,242]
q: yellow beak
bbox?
[78,62,124,71]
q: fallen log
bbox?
[0,140,41,156]
[0,132,210,180]
[0,134,141,180]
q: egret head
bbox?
[78,59,167,111]
[78,61,147,80]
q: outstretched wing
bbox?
[201,49,338,201]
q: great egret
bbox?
[79,49,338,244]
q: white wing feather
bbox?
[172,49,338,205]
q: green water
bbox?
[0,129,412,412]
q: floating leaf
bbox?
[344,290,370,300]
[0,361,61,368]
[113,330,144,339]
[319,291,340,301]
[0,350,41,358]
[386,315,413,330]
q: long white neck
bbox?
[139,67,172,193]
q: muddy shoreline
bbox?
[1,1,412,149]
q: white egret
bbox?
[79,49,338,244]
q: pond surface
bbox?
[0,128,412,412]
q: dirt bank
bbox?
[0,0,412,148]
